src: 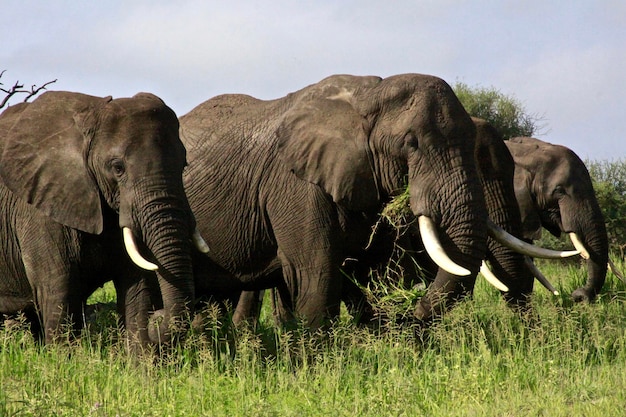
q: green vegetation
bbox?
[2,80,624,416]
[587,159,626,257]
[453,82,544,139]
[454,82,626,259]
[2,260,625,417]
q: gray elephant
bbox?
[232,117,573,326]
[0,91,204,345]
[180,73,550,329]
[505,137,609,302]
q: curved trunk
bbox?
[569,202,609,302]
[412,149,488,323]
[131,183,195,344]
[481,177,535,303]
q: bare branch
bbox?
[22,79,57,102]
[1,70,57,109]
[0,80,26,109]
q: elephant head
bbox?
[277,74,488,322]
[0,91,202,343]
[505,137,609,302]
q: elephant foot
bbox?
[571,287,597,303]
[412,301,438,331]
[147,309,190,345]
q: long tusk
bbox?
[524,256,559,296]
[608,258,626,284]
[123,227,158,271]
[192,229,210,253]
[568,232,590,260]
[418,216,471,276]
[480,261,510,292]
[487,219,580,258]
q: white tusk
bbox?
[418,216,471,276]
[568,232,590,260]
[123,227,158,271]
[608,258,626,284]
[487,219,580,258]
[192,229,210,253]
[524,256,559,296]
[480,261,510,292]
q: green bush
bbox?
[587,159,626,257]
[453,81,544,139]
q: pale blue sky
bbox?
[2,0,624,160]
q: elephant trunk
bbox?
[411,151,488,322]
[568,202,609,302]
[482,178,535,302]
[129,181,195,344]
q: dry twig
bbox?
[1,70,57,109]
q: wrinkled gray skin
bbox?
[474,119,535,301]
[505,137,608,302]
[0,91,195,345]
[235,117,535,325]
[182,74,488,328]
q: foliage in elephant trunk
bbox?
[129,182,195,344]
[409,149,488,322]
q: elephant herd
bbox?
[0,73,614,349]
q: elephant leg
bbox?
[270,283,295,326]
[20,243,80,343]
[232,290,265,327]
[28,278,74,343]
[114,271,153,347]
[268,186,343,329]
[340,275,375,324]
[276,246,342,329]
[414,269,476,325]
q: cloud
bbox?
[2,1,624,159]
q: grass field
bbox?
[1,258,625,417]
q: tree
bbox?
[453,81,545,139]
[586,159,626,257]
[1,70,56,109]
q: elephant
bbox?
[505,137,609,302]
[179,73,565,330]
[231,117,573,326]
[0,91,205,345]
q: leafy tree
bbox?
[586,159,626,256]
[453,81,544,139]
[1,70,56,109]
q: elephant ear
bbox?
[0,91,111,234]
[276,98,379,211]
[513,165,543,240]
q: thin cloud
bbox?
[1,1,624,159]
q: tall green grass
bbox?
[1,259,625,416]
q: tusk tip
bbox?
[480,261,510,292]
[192,230,210,253]
[456,267,472,276]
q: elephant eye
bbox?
[110,160,126,177]
[404,133,419,148]
[553,185,566,197]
